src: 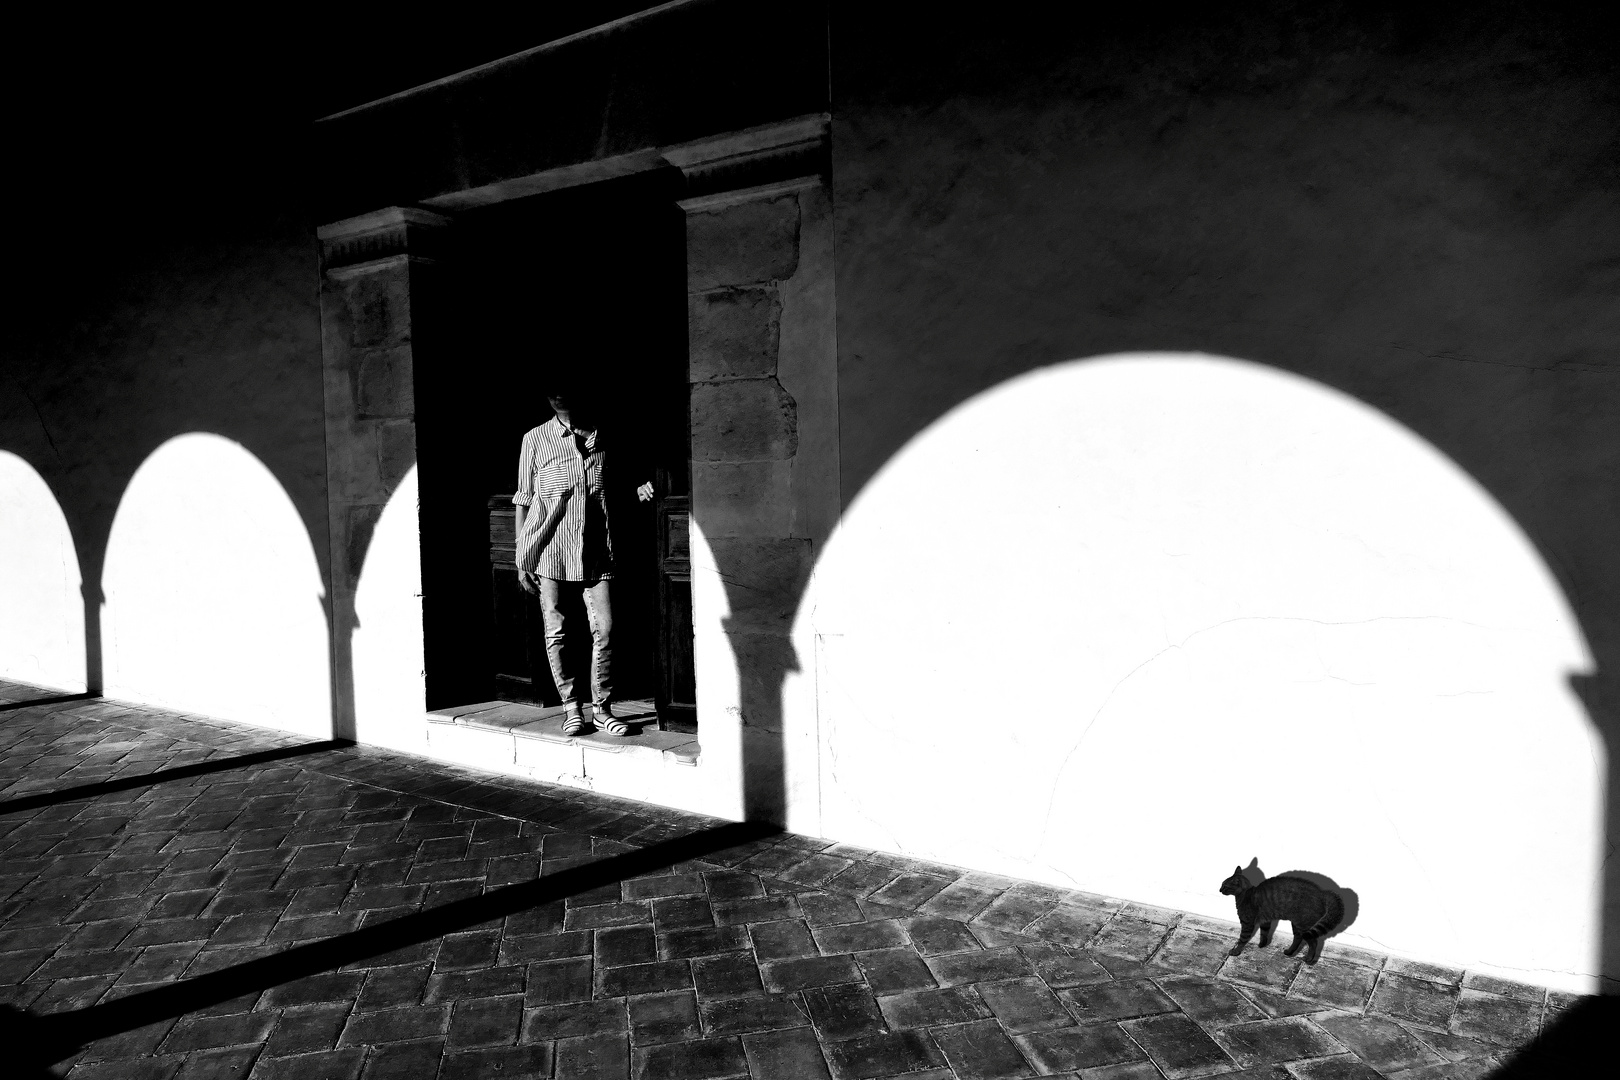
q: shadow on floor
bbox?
[0,740,353,815]
[0,819,779,1074]
[1487,995,1620,1076]
[0,692,100,714]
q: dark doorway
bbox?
[414,170,694,727]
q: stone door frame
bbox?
[315,115,837,824]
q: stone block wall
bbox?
[317,208,450,745]
[681,177,837,826]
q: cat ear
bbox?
[1233,866,1242,876]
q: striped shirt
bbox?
[513,418,615,581]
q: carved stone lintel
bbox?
[665,114,830,200]
[317,207,454,273]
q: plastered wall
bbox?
[0,205,332,736]
[813,7,1620,992]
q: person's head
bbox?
[545,373,589,418]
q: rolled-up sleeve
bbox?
[512,430,536,506]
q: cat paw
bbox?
[1228,947,1243,956]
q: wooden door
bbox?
[655,493,697,731]
[486,495,561,706]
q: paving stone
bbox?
[630,990,703,1045]
[1149,926,1232,976]
[633,1035,747,1079]
[434,930,500,970]
[919,881,1001,923]
[974,975,1073,1035]
[597,925,658,967]
[1019,943,1113,988]
[438,1042,553,1079]
[355,964,432,1012]
[926,946,1033,987]
[567,903,653,930]
[446,993,523,1049]
[1368,973,1461,1029]
[853,946,937,994]
[596,958,693,997]
[903,916,982,956]
[1446,987,1541,1047]
[1458,971,1542,1003]
[522,998,629,1039]
[1384,958,1463,985]
[337,1003,449,1046]
[712,897,799,926]
[661,925,751,960]
[1023,902,1111,950]
[750,919,819,960]
[357,1037,444,1079]
[501,929,591,964]
[760,954,862,993]
[1221,945,1305,993]
[822,1030,945,1080]
[1060,978,1177,1022]
[924,1018,1032,1079]
[1405,1025,1499,1063]
[865,873,953,911]
[693,954,766,998]
[261,971,366,1007]
[1289,958,1380,1011]
[1015,1022,1149,1073]
[801,983,888,1041]
[653,896,715,933]
[1156,974,1266,1026]
[878,984,991,1028]
[1311,1011,1445,1073]
[699,993,811,1036]
[424,965,526,1002]
[1089,917,1171,963]
[796,892,865,927]
[1072,1063,1168,1080]
[1287,1056,1386,1079]
[742,1026,833,1080]
[1120,1013,1236,1079]
[1241,985,1327,1019]
[262,1002,353,1058]
[247,1047,367,1080]
[162,1011,278,1053]
[176,1045,263,1079]
[1214,1015,1347,1067]
[703,872,766,900]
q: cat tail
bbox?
[1304,892,1345,939]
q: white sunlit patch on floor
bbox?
[101,433,331,738]
[799,352,1603,993]
[0,451,86,692]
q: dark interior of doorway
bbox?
[414,170,691,723]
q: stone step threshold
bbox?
[427,698,700,765]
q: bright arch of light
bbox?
[351,465,427,752]
[0,451,86,692]
[101,433,331,737]
[799,352,1603,992]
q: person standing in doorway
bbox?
[514,375,654,736]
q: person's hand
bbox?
[636,481,655,503]
[518,570,539,596]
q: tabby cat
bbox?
[1219,865,1343,965]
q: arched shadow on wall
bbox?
[724,352,1610,994]
[0,451,87,695]
[95,433,332,738]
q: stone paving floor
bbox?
[0,680,1585,1079]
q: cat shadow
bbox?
[1244,857,1360,938]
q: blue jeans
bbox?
[538,577,613,706]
